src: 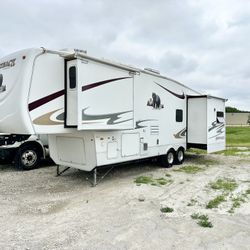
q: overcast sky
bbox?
[1,0,249,110]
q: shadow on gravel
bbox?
[0,158,55,172]
[55,158,160,186]
[0,153,216,186]
[185,153,220,166]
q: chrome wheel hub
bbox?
[21,150,37,167]
[168,152,174,164]
[178,150,184,161]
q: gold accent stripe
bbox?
[33,109,64,125]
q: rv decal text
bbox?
[0,58,16,69]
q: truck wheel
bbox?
[15,145,41,170]
[175,148,185,164]
[160,149,175,168]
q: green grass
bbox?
[191,213,213,228]
[135,176,173,186]
[197,219,213,228]
[155,178,172,185]
[160,207,174,213]
[187,198,198,206]
[187,156,220,166]
[174,165,205,174]
[215,147,250,156]
[135,176,153,185]
[209,178,238,192]
[206,195,227,209]
[226,126,250,146]
[187,148,206,155]
[228,195,247,213]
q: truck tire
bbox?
[175,148,185,165]
[160,149,175,168]
[15,144,41,170]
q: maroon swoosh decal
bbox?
[29,77,131,111]
[155,82,185,99]
[28,90,65,111]
[82,77,132,91]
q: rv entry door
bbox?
[66,60,77,127]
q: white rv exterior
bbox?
[0,48,226,171]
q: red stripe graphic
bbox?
[29,77,131,112]
[28,90,65,111]
[82,77,131,91]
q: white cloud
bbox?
[0,0,250,109]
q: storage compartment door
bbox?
[187,97,207,147]
[77,59,134,130]
[121,133,140,157]
[207,98,226,153]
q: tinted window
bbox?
[69,66,76,89]
[217,111,224,118]
[176,109,183,122]
[217,111,225,123]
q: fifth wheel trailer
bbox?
[0,48,226,177]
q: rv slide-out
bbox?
[0,48,226,171]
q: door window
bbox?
[217,111,224,123]
[69,66,76,89]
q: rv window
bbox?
[217,111,225,123]
[217,111,224,117]
[176,109,183,122]
[69,66,76,89]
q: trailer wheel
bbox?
[175,148,185,164]
[15,144,41,170]
[160,149,175,168]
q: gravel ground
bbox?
[0,153,250,250]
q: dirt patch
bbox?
[0,155,250,249]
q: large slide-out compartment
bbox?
[49,68,197,171]
[70,58,134,130]
[187,96,226,153]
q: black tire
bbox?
[160,149,175,168]
[175,148,185,165]
[15,145,41,170]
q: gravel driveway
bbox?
[0,153,250,250]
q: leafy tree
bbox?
[226,106,242,113]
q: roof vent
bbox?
[144,68,160,74]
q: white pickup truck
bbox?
[0,134,49,170]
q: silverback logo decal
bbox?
[147,92,164,109]
[0,58,16,69]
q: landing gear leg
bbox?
[56,165,70,176]
[87,167,114,187]
[93,168,97,187]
